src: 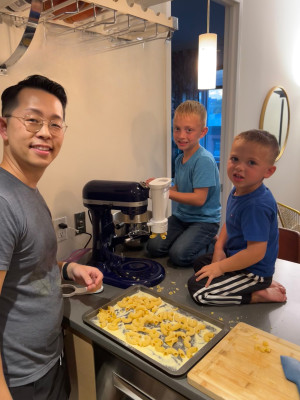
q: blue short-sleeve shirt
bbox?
[226,184,278,276]
[173,147,221,223]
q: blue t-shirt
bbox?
[226,184,278,277]
[173,147,221,223]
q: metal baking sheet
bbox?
[82,285,229,376]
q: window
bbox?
[199,84,222,168]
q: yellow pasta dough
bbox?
[96,291,221,371]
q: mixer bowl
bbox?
[112,210,151,248]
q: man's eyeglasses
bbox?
[5,115,67,136]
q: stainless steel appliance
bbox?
[94,344,189,400]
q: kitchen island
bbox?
[63,248,300,400]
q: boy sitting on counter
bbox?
[188,129,287,306]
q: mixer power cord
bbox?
[58,223,92,248]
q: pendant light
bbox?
[198,0,217,90]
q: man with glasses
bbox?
[0,75,103,400]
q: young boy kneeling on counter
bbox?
[146,100,221,267]
[188,129,287,306]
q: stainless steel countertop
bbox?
[63,247,300,400]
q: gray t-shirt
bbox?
[0,168,63,387]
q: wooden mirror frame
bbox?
[259,86,290,161]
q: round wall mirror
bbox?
[259,86,290,160]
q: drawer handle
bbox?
[112,372,152,400]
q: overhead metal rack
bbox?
[0,0,178,73]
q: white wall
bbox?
[235,0,300,210]
[0,4,171,260]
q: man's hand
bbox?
[66,263,103,293]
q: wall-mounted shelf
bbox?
[0,0,178,73]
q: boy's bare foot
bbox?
[250,285,287,303]
[270,280,286,294]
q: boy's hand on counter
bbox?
[67,262,103,292]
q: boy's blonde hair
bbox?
[174,100,207,128]
[235,129,279,164]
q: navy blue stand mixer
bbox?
[83,178,171,289]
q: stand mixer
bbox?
[83,178,171,288]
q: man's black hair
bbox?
[1,75,67,118]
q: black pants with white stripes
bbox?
[187,253,272,305]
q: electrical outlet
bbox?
[74,212,86,235]
[53,216,68,242]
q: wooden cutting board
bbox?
[187,322,300,400]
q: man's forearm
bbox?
[0,354,12,400]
